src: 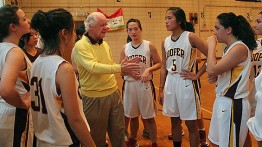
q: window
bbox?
[0,0,4,7]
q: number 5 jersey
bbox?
[164,31,196,74]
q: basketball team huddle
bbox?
[1,4,262,147]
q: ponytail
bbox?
[31,8,74,55]
[185,22,195,33]
[126,35,132,43]
[236,15,257,50]
[217,12,257,50]
[167,7,194,32]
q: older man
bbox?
[73,12,140,147]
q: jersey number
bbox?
[30,77,47,114]
[171,59,177,71]
[253,64,261,78]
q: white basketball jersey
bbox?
[30,55,89,145]
[164,31,196,74]
[250,38,262,80]
[216,41,251,99]
[0,42,31,106]
[124,40,152,81]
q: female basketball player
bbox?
[247,11,262,147]
[120,18,161,147]
[19,28,40,62]
[18,27,41,147]
[247,11,262,117]
[206,12,257,147]
[159,7,208,147]
[166,17,209,147]
[30,8,95,146]
[0,4,32,146]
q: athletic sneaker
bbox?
[199,130,209,146]
[168,133,172,140]
[125,131,129,140]
[129,138,139,147]
[152,143,158,147]
[200,142,209,147]
[125,131,130,146]
[167,130,185,140]
[125,140,130,147]
[142,129,150,139]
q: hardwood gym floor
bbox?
[111,65,257,147]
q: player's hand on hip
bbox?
[180,69,197,80]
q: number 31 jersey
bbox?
[164,31,196,74]
[30,55,89,145]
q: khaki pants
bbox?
[82,90,125,147]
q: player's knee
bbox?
[185,120,198,131]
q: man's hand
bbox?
[121,57,141,79]
[121,56,140,65]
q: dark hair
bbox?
[186,23,195,33]
[126,35,132,43]
[126,18,142,31]
[167,7,194,32]
[0,4,19,42]
[126,18,142,43]
[75,24,85,42]
[18,32,31,48]
[217,12,257,50]
[30,8,74,55]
